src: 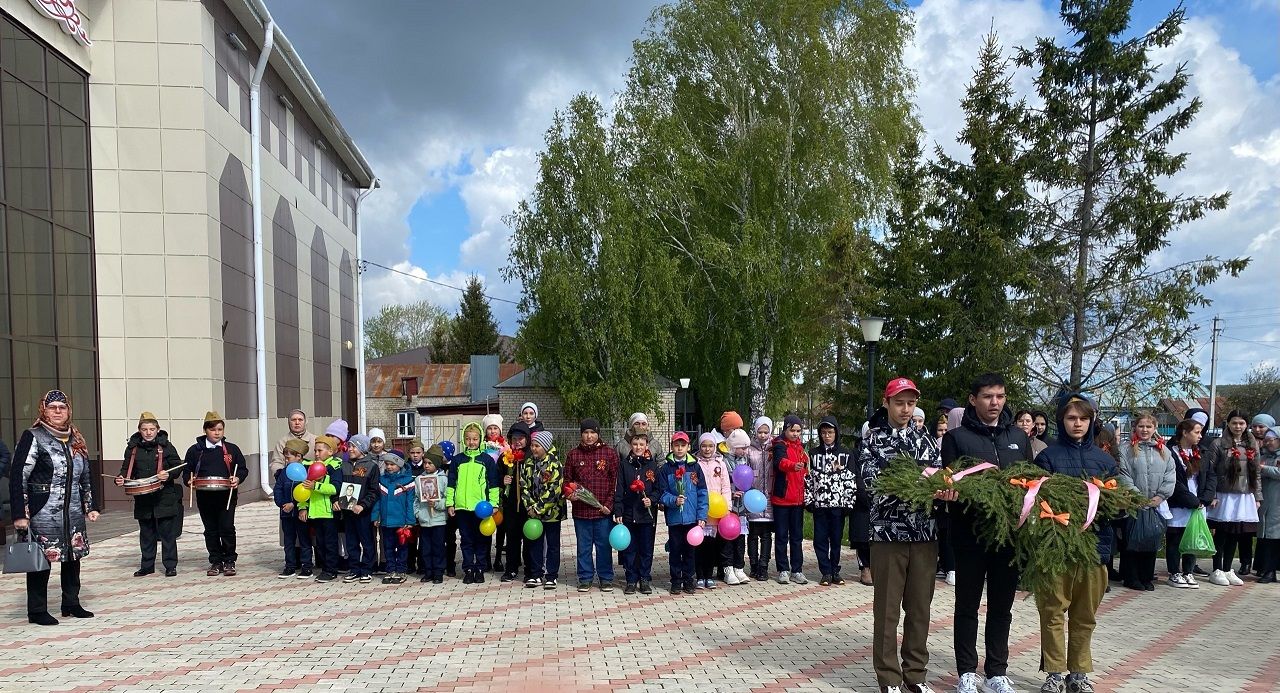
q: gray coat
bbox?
[615,433,663,464]
[1259,449,1280,540]
[1118,441,1176,500]
[8,427,93,562]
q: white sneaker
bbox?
[777,571,790,584]
[1227,570,1244,586]
[726,570,741,585]
[885,687,904,693]
[790,572,808,584]
[1184,573,1199,589]
[736,567,750,582]
[913,684,937,693]
[956,672,981,693]
[1168,573,1190,588]
[1209,569,1230,586]
[705,578,717,589]
[945,570,957,586]
[983,675,1018,693]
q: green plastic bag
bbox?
[1179,507,1216,558]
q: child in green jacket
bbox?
[302,435,342,582]
[447,423,501,584]
[520,430,565,589]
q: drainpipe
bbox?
[250,21,275,496]
[355,178,380,432]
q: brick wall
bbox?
[364,394,469,439]
[498,387,679,448]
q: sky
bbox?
[263,0,1280,386]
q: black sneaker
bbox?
[525,577,543,588]
[358,574,372,584]
[682,579,696,595]
[298,567,313,579]
[206,563,222,576]
[832,574,846,585]
[639,581,652,594]
[342,573,360,584]
[432,575,443,584]
[473,571,485,584]
[134,568,155,577]
[577,582,592,593]
[165,568,178,577]
[599,580,614,593]
[420,573,432,583]
[278,567,297,579]
[501,572,517,582]
[1192,565,1210,577]
[624,583,637,594]
[543,578,558,589]
[381,575,396,584]
[820,575,832,586]
[669,581,682,595]
[315,571,337,582]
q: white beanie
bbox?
[753,416,773,434]
[482,413,503,431]
[725,429,750,450]
[520,402,539,418]
[368,427,386,441]
[912,407,926,421]
[628,412,648,429]
[1189,411,1209,427]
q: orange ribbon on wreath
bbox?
[1038,500,1071,526]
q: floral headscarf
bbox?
[34,390,89,458]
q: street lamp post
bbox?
[678,377,691,432]
[736,361,752,423]
[859,317,885,422]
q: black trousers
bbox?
[28,559,81,616]
[312,517,339,574]
[196,490,237,564]
[1121,549,1158,585]
[1256,537,1280,574]
[1164,526,1198,574]
[695,536,724,579]
[139,515,180,571]
[720,533,746,570]
[952,543,1018,678]
[748,520,773,572]
[497,505,523,574]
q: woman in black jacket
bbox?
[1164,419,1216,588]
[114,412,185,577]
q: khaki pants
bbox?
[1035,563,1107,674]
[871,541,939,687]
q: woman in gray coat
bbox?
[8,390,99,625]
[1117,413,1175,590]
[1257,427,1280,583]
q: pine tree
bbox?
[445,276,501,361]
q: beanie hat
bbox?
[439,440,456,458]
[314,435,339,454]
[386,448,406,460]
[368,427,386,442]
[719,411,744,432]
[348,434,371,455]
[783,414,803,430]
[138,411,159,427]
[697,432,718,448]
[283,438,309,456]
[520,402,539,418]
[913,407,926,420]
[1189,411,1209,427]
[1268,426,1280,440]
[325,419,349,440]
[725,429,750,450]
[508,422,532,442]
[627,412,648,429]
[425,444,446,466]
[580,418,600,433]
[533,430,553,451]
[482,413,504,431]
[752,416,773,435]
[1252,413,1276,428]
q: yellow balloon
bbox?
[708,492,728,519]
[479,516,497,536]
[292,484,311,503]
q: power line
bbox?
[359,259,520,305]
[1221,336,1280,351]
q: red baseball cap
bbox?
[884,377,921,399]
[671,431,690,444]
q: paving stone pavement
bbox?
[0,500,1276,692]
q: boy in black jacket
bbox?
[613,433,661,594]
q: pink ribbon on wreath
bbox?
[1081,480,1100,531]
[1014,477,1046,528]
[951,462,996,480]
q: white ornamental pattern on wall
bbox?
[28,0,91,47]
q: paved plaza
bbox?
[1,501,1277,693]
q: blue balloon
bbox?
[609,523,631,551]
[284,462,307,483]
[474,500,494,519]
[743,489,768,514]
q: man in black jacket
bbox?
[940,373,1033,693]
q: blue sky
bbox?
[267,0,1280,385]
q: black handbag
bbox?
[4,530,52,574]
[1125,506,1167,553]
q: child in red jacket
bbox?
[771,414,808,584]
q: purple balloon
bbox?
[732,464,755,492]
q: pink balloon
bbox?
[687,525,705,546]
[718,513,742,540]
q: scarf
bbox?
[33,390,88,458]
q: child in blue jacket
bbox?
[657,431,709,595]
[373,454,417,584]
[274,439,313,578]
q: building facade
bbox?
[0,0,374,513]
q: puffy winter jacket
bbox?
[340,454,382,510]
[372,468,417,528]
[805,416,856,509]
[657,454,709,526]
[447,448,500,511]
[940,406,1033,549]
[859,406,944,543]
[520,452,566,522]
[744,436,774,521]
[771,437,808,507]
[1118,439,1176,501]
[1033,400,1135,564]
[304,457,341,520]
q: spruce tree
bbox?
[446,276,501,361]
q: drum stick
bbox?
[102,463,187,479]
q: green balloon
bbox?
[523,518,544,541]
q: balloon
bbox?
[708,492,729,519]
[731,464,755,492]
[492,508,504,526]
[718,513,742,540]
[292,484,311,503]
[523,518,544,540]
[306,462,328,481]
[609,523,632,551]
[475,500,494,519]
[687,525,705,546]
[479,517,497,536]
[285,462,307,483]
[743,489,767,514]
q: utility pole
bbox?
[1207,315,1222,433]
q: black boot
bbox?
[61,605,94,618]
[28,612,58,626]
[1258,571,1277,584]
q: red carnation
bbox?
[630,477,645,494]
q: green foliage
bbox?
[1220,364,1280,418]
[362,299,451,360]
[1016,1,1248,398]
[441,276,502,362]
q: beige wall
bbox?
[497,387,679,444]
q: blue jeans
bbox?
[528,520,562,580]
[281,515,312,570]
[812,507,845,577]
[380,526,408,574]
[621,522,656,583]
[419,525,445,577]
[344,512,376,576]
[574,517,615,583]
[668,524,696,582]
[774,505,804,573]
